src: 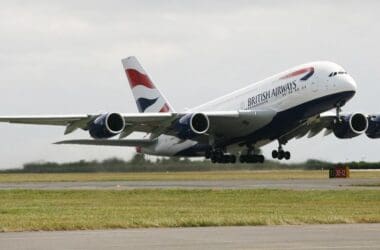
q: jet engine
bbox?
[366,115,380,138]
[89,113,125,139]
[175,113,210,139]
[333,113,368,139]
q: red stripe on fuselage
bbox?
[279,67,313,80]
[125,69,155,89]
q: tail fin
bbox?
[122,56,175,113]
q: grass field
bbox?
[0,170,380,183]
[0,189,379,232]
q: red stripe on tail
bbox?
[125,69,155,89]
[159,103,170,113]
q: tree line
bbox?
[2,154,380,173]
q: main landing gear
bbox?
[335,102,346,123]
[272,142,291,160]
[239,146,265,163]
[239,154,265,163]
[206,146,265,164]
[206,149,237,164]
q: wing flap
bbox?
[279,115,336,142]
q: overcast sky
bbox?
[0,0,379,168]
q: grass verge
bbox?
[0,189,379,232]
[0,170,380,183]
[352,183,380,187]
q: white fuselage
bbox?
[141,61,357,156]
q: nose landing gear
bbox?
[335,103,343,122]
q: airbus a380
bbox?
[1,57,379,163]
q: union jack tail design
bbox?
[122,56,174,113]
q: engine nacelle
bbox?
[366,115,380,138]
[333,113,368,139]
[89,113,125,139]
[175,113,210,139]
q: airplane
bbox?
[0,56,379,164]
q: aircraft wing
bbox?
[120,110,276,140]
[0,115,94,126]
[0,110,277,143]
[55,139,154,147]
[278,114,336,143]
[0,114,98,135]
[203,109,276,141]
[0,113,175,136]
[120,113,175,138]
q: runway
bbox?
[0,178,379,190]
[1,224,379,250]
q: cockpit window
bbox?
[329,71,347,77]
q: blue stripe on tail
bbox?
[136,97,158,112]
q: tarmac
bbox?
[0,178,379,190]
[1,224,379,250]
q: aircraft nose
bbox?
[344,75,357,92]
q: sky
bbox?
[0,0,379,168]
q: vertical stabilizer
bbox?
[122,56,174,113]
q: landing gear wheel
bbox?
[284,151,291,160]
[278,150,284,160]
[239,154,265,163]
[209,148,237,164]
[205,150,211,159]
[273,141,291,161]
[258,155,265,163]
[211,157,217,163]
[272,150,278,159]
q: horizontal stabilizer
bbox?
[54,139,154,147]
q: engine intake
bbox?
[190,113,210,134]
[333,113,368,139]
[176,113,210,139]
[89,113,125,139]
